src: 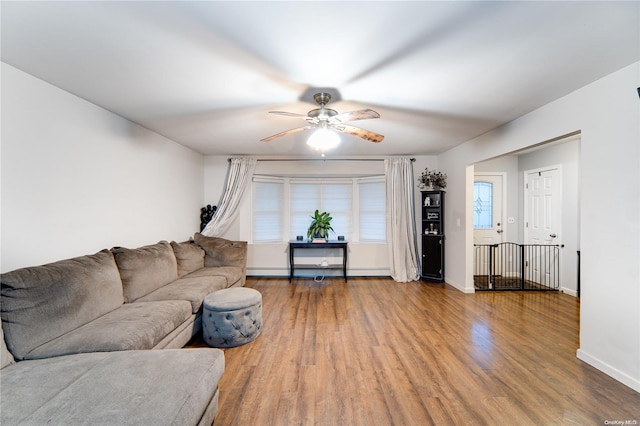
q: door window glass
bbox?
[474,181,493,229]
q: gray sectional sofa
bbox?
[0,233,247,425]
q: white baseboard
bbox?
[445,277,475,293]
[247,267,288,277]
[561,287,578,297]
[576,349,640,393]
[247,267,390,277]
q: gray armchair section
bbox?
[0,234,247,425]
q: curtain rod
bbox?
[228,158,415,162]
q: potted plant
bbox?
[417,168,447,190]
[307,210,334,241]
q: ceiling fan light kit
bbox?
[261,92,384,155]
[306,127,341,155]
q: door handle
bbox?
[550,233,557,238]
[496,229,503,234]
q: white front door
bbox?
[524,167,562,286]
[473,173,505,245]
[473,173,505,281]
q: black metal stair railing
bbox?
[474,242,561,291]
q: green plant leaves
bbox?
[307,210,334,239]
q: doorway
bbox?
[473,173,507,289]
[468,133,579,294]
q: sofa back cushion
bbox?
[193,233,247,270]
[170,241,205,278]
[112,241,178,303]
[0,250,124,360]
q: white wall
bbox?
[437,62,640,392]
[205,156,438,276]
[1,64,204,272]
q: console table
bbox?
[289,241,348,282]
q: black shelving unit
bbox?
[421,190,445,282]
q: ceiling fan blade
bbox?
[331,109,380,123]
[333,124,384,143]
[260,125,314,142]
[268,111,308,118]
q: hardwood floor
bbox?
[189,277,640,425]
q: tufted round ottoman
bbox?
[202,287,263,348]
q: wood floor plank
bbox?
[187,277,640,425]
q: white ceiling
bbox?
[2,1,638,156]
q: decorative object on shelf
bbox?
[307,209,334,242]
[200,204,217,232]
[417,168,447,190]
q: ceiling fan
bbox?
[260,92,384,144]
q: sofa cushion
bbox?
[171,241,205,278]
[0,348,225,426]
[24,301,192,359]
[0,249,124,361]
[135,275,228,313]
[185,266,244,287]
[112,241,178,303]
